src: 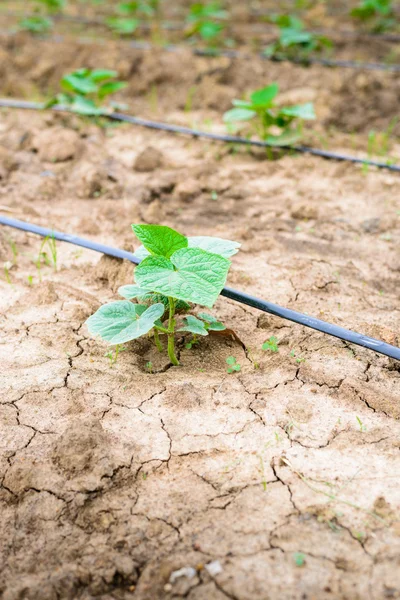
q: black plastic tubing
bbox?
[1,216,399,361]
[1,98,400,173]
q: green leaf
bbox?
[86,301,164,345]
[132,224,188,258]
[262,336,279,352]
[232,99,253,108]
[197,312,226,330]
[98,81,127,99]
[89,69,119,82]
[135,248,230,308]
[279,102,315,120]
[70,96,104,115]
[188,236,240,258]
[223,108,257,123]
[106,17,139,33]
[178,315,209,336]
[118,284,151,299]
[250,84,279,108]
[199,21,223,39]
[280,29,312,47]
[265,129,301,146]
[61,74,98,95]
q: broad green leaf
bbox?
[198,313,226,331]
[89,69,119,82]
[223,108,257,123]
[98,81,127,99]
[135,248,230,308]
[134,235,240,261]
[132,224,188,258]
[106,17,139,33]
[86,301,164,345]
[61,74,98,95]
[70,96,104,115]
[279,102,316,120]
[250,84,279,108]
[280,29,312,47]
[265,129,301,146]
[178,315,208,336]
[232,99,253,108]
[118,284,151,299]
[199,21,223,39]
[188,236,241,258]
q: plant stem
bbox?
[167,297,179,366]
[154,329,163,352]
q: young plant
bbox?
[262,336,279,352]
[186,2,228,47]
[86,225,240,366]
[19,15,53,33]
[264,14,332,61]
[223,83,315,146]
[37,0,66,11]
[351,0,395,32]
[46,69,127,116]
[226,356,241,373]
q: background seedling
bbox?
[86,225,240,366]
[47,69,127,116]
[264,14,332,61]
[145,360,153,373]
[223,83,315,147]
[356,416,367,432]
[351,0,395,32]
[262,336,279,352]
[294,552,306,567]
[3,261,12,284]
[226,356,241,373]
[186,2,228,47]
[19,15,53,33]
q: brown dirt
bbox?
[0,12,400,600]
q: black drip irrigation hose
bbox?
[1,216,399,361]
[2,25,400,73]
[1,98,400,173]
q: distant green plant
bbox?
[351,0,395,31]
[264,14,332,60]
[46,69,127,115]
[226,355,241,373]
[186,2,228,46]
[19,15,53,33]
[37,0,66,10]
[223,83,315,146]
[294,552,306,567]
[105,17,139,34]
[86,224,240,366]
[117,0,159,16]
[262,336,279,352]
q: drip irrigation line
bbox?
[1,98,400,173]
[1,215,399,361]
[1,25,400,73]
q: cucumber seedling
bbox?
[106,0,159,34]
[186,2,228,47]
[19,0,66,32]
[86,224,240,366]
[264,14,332,61]
[223,83,315,147]
[46,69,127,116]
[351,0,395,32]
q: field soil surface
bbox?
[0,18,400,600]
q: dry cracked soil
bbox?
[0,9,400,600]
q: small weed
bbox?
[104,344,127,366]
[226,356,241,373]
[290,349,306,363]
[19,15,53,33]
[3,261,12,284]
[224,83,315,148]
[47,69,127,116]
[262,336,279,352]
[145,361,153,373]
[27,275,34,286]
[356,416,367,432]
[294,552,306,567]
